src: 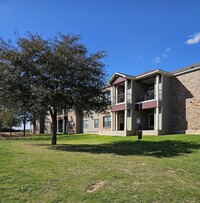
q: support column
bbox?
[129,109,132,131]
[116,112,118,131]
[111,112,116,131]
[116,85,118,104]
[111,86,115,105]
[131,80,133,103]
[155,75,159,131]
[124,80,127,102]
[124,80,127,133]
[155,75,159,100]
[57,117,59,133]
[124,109,127,132]
[155,108,159,131]
[62,117,65,133]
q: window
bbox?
[94,119,99,128]
[83,120,89,129]
[103,116,111,128]
[69,121,74,129]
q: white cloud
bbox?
[185,32,200,45]
[152,48,171,64]
[154,56,160,63]
[162,54,168,58]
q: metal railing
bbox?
[136,90,155,102]
[117,93,125,103]
[112,93,132,105]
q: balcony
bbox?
[112,93,132,105]
[117,93,125,103]
[136,90,155,102]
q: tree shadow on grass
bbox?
[50,140,200,158]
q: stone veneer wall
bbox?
[98,109,111,135]
[67,110,79,133]
[171,69,200,134]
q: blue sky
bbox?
[1,0,200,78]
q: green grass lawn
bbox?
[0,133,200,203]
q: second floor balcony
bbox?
[112,93,132,105]
[117,93,125,103]
[136,90,155,102]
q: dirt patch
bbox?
[167,169,175,175]
[86,180,107,193]
[0,132,23,140]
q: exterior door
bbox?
[148,113,154,129]
[119,114,124,130]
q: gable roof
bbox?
[135,69,173,79]
[171,63,200,76]
[108,62,200,85]
[108,72,135,84]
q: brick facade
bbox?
[171,69,200,133]
[98,109,111,134]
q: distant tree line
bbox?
[0,32,109,144]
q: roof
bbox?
[108,72,135,84]
[116,72,134,78]
[108,62,200,84]
[171,62,200,76]
[135,69,173,79]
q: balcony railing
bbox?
[136,90,155,102]
[117,93,125,103]
[112,93,132,105]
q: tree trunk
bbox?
[63,108,68,134]
[9,126,12,136]
[33,120,36,134]
[76,110,83,133]
[39,115,45,134]
[23,113,26,137]
[50,107,57,145]
[23,118,26,137]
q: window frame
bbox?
[83,120,89,129]
[69,121,74,129]
[103,116,111,128]
[94,119,99,128]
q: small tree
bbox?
[0,33,110,145]
[0,34,46,136]
[0,108,21,135]
[37,34,110,145]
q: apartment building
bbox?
[83,63,200,135]
[33,63,200,135]
[33,109,83,134]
